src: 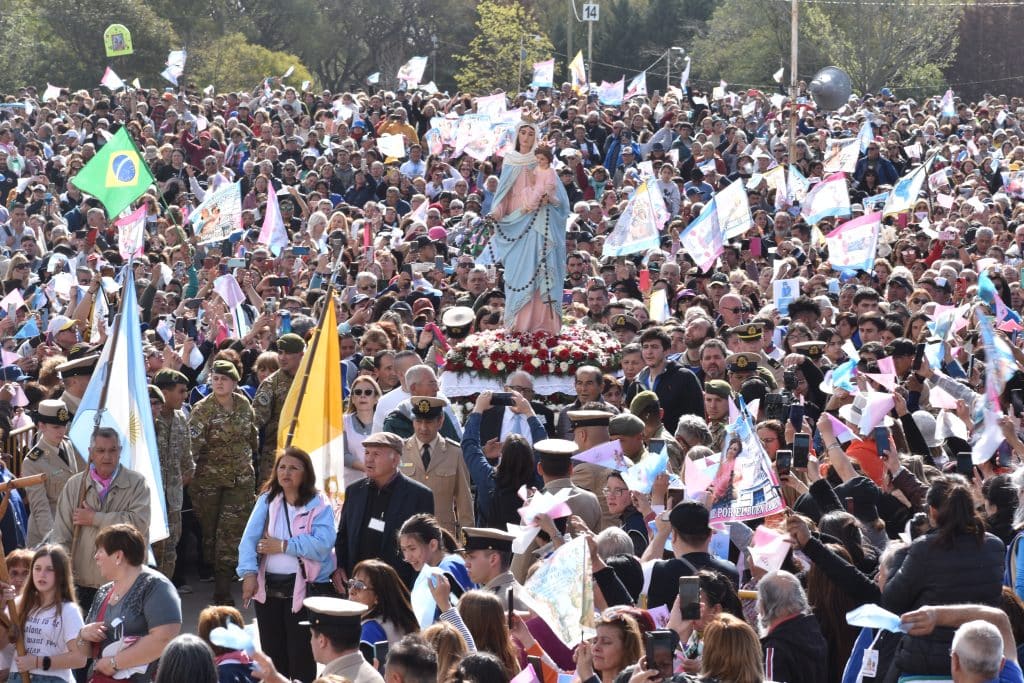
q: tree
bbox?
[29,0,178,88]
[187,34,314,92]
[455,0,555,94]
[803,0,963,93]
[692,0,828,89]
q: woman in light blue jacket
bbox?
[237,447,337,683]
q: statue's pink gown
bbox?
[490,166,561,335]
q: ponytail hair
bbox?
[927,474,986,547]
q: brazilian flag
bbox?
[70,127,154,217]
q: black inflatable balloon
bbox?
[808,66,853,111]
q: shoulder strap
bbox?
[91,590,115,659]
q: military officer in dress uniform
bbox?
[611,314,641,346]
[728,323,781,389]
[793,340,829,369]
[401,396,473,538]
[21,399,82,546]
[53,344,100,417]
[568,409,622,532]
[299,597,383,683]
[253,333,306,483]
[726,352,761,393]
[460,527,529,610]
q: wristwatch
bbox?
[42,656,51,671]
[110,656,118,672]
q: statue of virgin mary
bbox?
[481,122,571,334]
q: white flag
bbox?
[679,57,691,90]
[115,206,146,260]
[100,67,125,91]
[773,67,784,83]
[397,56,428,85]
[602,180,669,257]
[42,83,62,102]
[377,133,407,159]
[625,71,647,100]
[715,179,753,240]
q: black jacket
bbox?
[623,360,704,434]
[335,472,434,588]
[881,530,1006,680]
[761,613,829,683]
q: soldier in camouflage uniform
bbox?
[252,333,306,484]
[188,360,257,604]
[21,399,83,547]
[705,379,732,452]
[151,369,195,581]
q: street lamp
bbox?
[665,46,684,91]
[518,33,543,92]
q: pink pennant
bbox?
[10,385,27,408]
[827,413,859,443]
[864,373,897,391]
[748,525,791,573]
[876,356,896,375]
[1,349,19,366]
[928,385,959,410]
[999,319,1024,333]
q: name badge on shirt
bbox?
[368,517,386,533]
[861,648,879,678]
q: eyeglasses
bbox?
[346,579,371,592]
[601,487,629,497]
[351,388,377,397]
[722,306,743,314]
[506,385,533,395]
[911,298,928,304]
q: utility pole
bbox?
[788,0,799,165]
[567,0,573,83]
[587,16,593,80]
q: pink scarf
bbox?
[254,492,329,613]
[89,464,116,502]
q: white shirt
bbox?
[266,502,301,574]
[500,408,534,446]
[12,601,84,682]
[373,387,410,433]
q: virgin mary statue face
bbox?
[517,126,536,153]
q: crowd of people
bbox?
[0,69,1020,683]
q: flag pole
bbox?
[70,265,130,561]
[282,247,346,446]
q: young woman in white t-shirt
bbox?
[1,545,86,683]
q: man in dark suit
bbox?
[332,431,434,591]
[479,371,556,448]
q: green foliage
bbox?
[22,0,178,89]
[692,0,828,88]
[801,0,962,93]
[188,34,314,92]
[455,0,555,94]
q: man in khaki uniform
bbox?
[400,396,472,537]
[21,399,83,547]
[51,427,151,612]
[302,597,384,683]
[568,409,622,532]
[253,333,306,483]
[461,526,529,611]
[511,438,602,581]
